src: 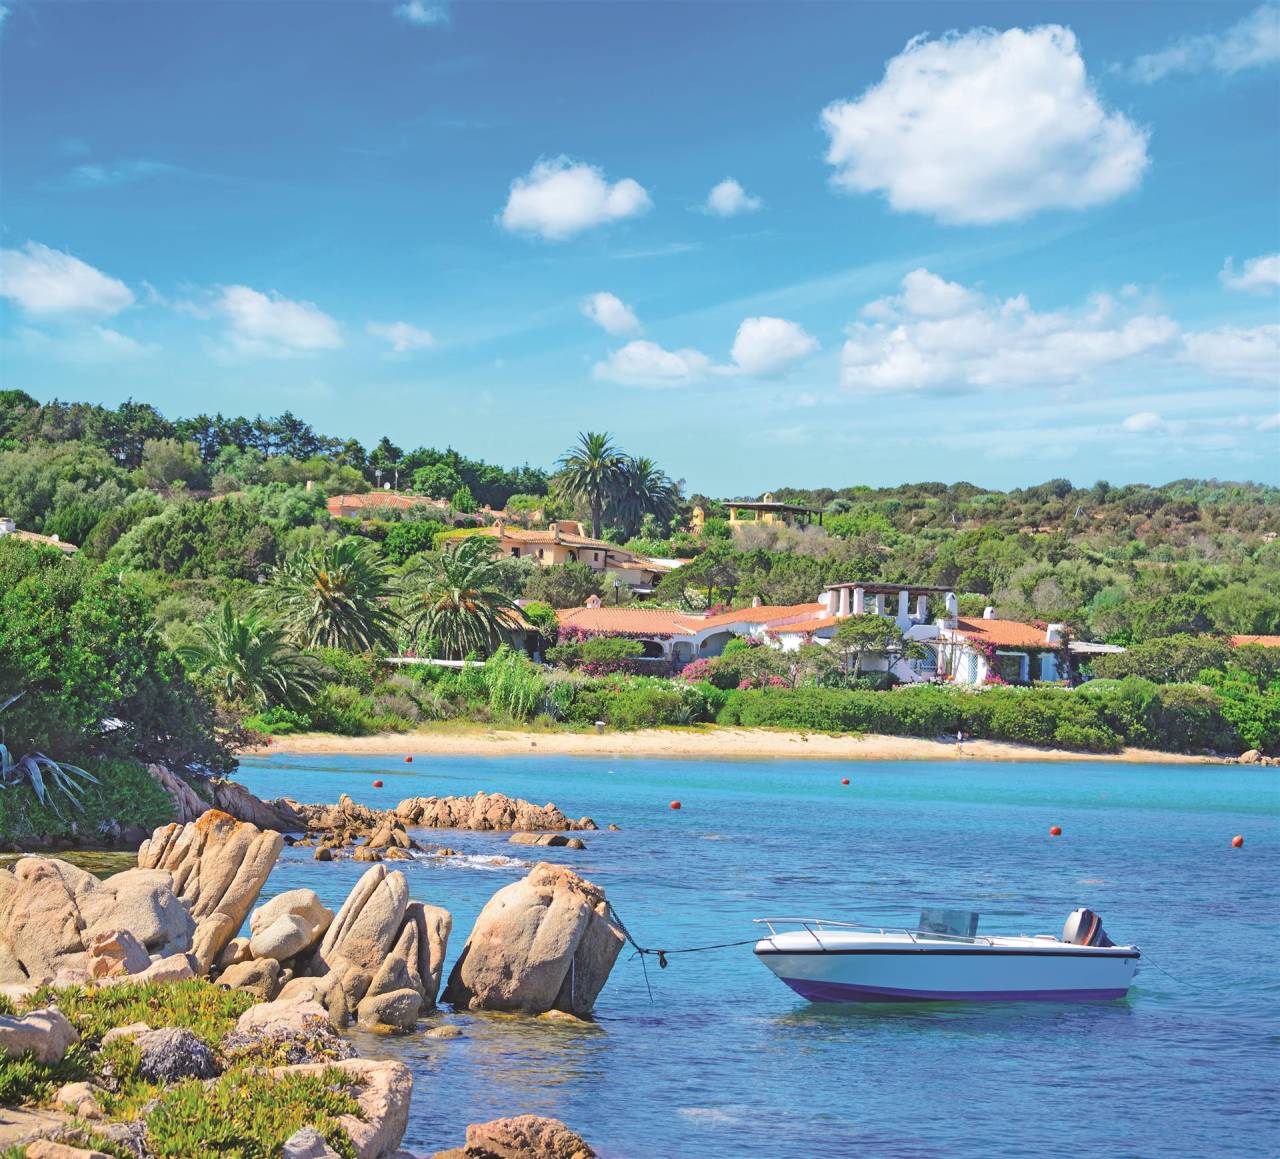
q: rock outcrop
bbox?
[145,765,307,832]
[443,863,623,1017]
[270,1058,412,1159]
[431,1115,596,1159]
[396,792,581,832]
[85,930,151,979]
[0,858,194,985]
[248,889,333,962]
[137,810,283,973]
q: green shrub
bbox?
[308,648,379,693]
[483,646,545,722]
[305,685,403,735]
[145,1067,360,1159]
[242,705,313,735]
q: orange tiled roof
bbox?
[2,529,77,554]
[954,617,1051,649]
[701,602,825,628]
[1232,635,1280,648]
[768,614,841,636]
[327,493,449,512]
[556,607,702,636]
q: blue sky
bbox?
[1,0,1277,493]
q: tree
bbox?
[451,484,477,513]
[557,431,624,540]
[177,602,319,708]
[138,438,211,491]
[413,463,464,499]
[832,615,919,677]
[382,520,446,566]
[401,535,520,659]
[262,540,401,653]
[609,456,679,540]
[522,560,604,608]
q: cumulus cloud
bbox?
[216,285,343,353]
[1128,3,1279,83]
[706,178,762,217]
[581,291,641,336]
[394,1,447,26]
[1221,253,1280,293]
[1182,323,1280,385]
[841,268,1179,391]
[729,316,818,376]
[821,25,1149,224]
[368,320,435,352]
[501,157,651,241]
[1121,411,1166,433]
[592,340,712,387]
[0,241,134,316]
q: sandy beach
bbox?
[249,726,1218,764]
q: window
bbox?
[537,548,544,560]
[511,548,520,557]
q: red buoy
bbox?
[1232,834,1244,848]
[404,755,413,764]
[669,800,682,810]
[841,778,850,786]
[373,779,384,788]
[1049,825,1062,836]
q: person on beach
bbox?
[956,729,965,755]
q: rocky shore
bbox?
[0,798,620,1158]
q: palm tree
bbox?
[177,602,320,708]
[262,540,400,653]
[610,456,679,540]
[557,431,625,540]
[401,535,520,660]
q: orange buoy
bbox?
[1232,834,1244,848]
[1049,825,1062,836]
[841,778,850,786]
[372,779,384,789]
[669,800,682,810]
[404,755,413,764]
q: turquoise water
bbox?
[237,755,1279,1158]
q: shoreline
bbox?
[247,725,1220,765]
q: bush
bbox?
[1090,634,1233,684]
[483,646,545,722]
[242,705,313,735]
[306,685,400,735]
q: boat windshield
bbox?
[917,909,980,938]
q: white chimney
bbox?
[752,595,763,607]
[585,594,602,609]
[549,521,558,537]
[818,591,834,618]
[944,592,958,622]
[983,606,996,620]
[0,517,14,536]
[1046,624,1065,644]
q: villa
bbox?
[555,580,1109,685]
[0,516,77,555]
[325,491,458,521]
[692,492,825,532]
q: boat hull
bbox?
[756,944,1139,1003]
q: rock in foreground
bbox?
[443,863,623,1017]
[431,1115,596,1159]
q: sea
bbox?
[236,754,1279,1159]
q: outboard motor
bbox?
[1063,908,1115,947]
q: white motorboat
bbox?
[753,908,1139,1003]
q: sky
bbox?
[1,0,1278,495]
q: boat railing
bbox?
[753,916,995,946]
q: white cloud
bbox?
[367,320,435,353]
[10,323,153,363]
[1257,412,1280,431]
[821,25,1149,224]
[216,285,343,353]
[0,241,134,316]
[581,292,641,336]
[841,268,1179,391]
[706,178,762,217]
[1221,253,1280,293]
[592,340,712,387]
[394,1,447,26]
[1122,411,1166,433]
[500,157,651,241]
[1182,323,1280,385]
[730,316,818,376]
[1129,3,1279,83]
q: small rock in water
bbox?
[314,847,334,861]
[425,1023,463,1039]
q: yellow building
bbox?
[476,519,677,594]
[692,492,824,531]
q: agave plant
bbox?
[0,692,100,812]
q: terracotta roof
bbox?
[701,603,824,628]
[768,615,841,636]
[953,617,1052,649]
[556,607,702,637]
[327,493,449,512]
[1,529,77,554]
[1232,635,1280,648]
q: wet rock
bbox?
[0,858,194,985]
[443,863,623,1017]
[353,847,382,862]
[606,824,620,832]
[367,819,413,851]
[576,818,598,831]
[314,847,334,862]
[85,929,150,978]
[431,1115,595,1159]
[137,811,283,974]
[135,1027,218,1084]
[0,1007,78,1064]
[424,1024,462,1039]
[218,957,281,1001]
[271,1058,412,1159]
[394,792,576,832]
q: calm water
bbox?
[237,755,1280,1159]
